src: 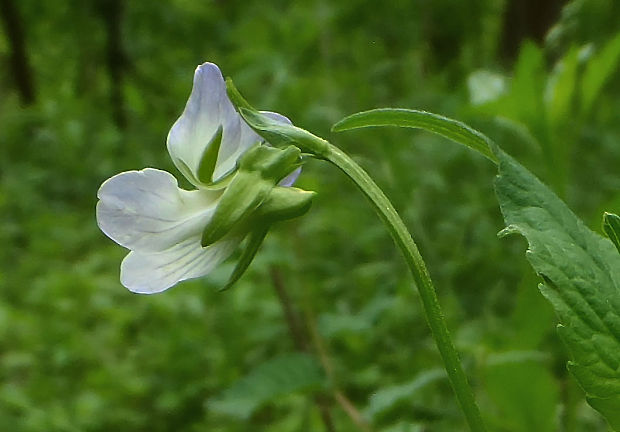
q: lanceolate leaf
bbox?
[493,146,620,430]
[332,108,497,163]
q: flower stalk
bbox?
[322,143,486,432]
[229,78,487,430]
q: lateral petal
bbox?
[96,168,219,253]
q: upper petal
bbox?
[167,63,261,186]
[96,168,219,253]
[120,236,241,294]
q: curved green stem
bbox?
[226,80,486,428]
[322,142,486,432]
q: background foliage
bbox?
[1,0,619,430]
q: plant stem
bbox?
[322,142,487,432]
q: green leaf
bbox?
[208,353,326,420]
[364,368,445,420]
[510,41,546,126]
[545,45,579,129]
[331,108,497,163]
[484,351,558,432]
[493,146,620,430]
[581,32,620,115]
[603,212,620,254]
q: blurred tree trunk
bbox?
[0,0,36,105]
[501,0,565,59]
[96,0,127,129]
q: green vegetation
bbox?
[1,0,619,431]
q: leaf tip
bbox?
[330,119,347,133]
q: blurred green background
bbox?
[1,0,619,430]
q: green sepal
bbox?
[219,188,314,291]
[225,77,254,112]
[225,78,330,157]
[603,212,620,254]
[197,125,223,184]
[220,226,270,291]
[239,145,302,183]
[239,108,330,157]
[255,186,315,223]
[174,151,236,191]
[201,144,306,247]
[201,169,271,247]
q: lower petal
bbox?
[120,236,241,294]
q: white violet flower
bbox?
[96,62,302,294]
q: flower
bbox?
[96,62,305,294]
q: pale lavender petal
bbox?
[96,168,219,253]
[120,236,241,294]
[167,63,266,186]
[279,167,302,187]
